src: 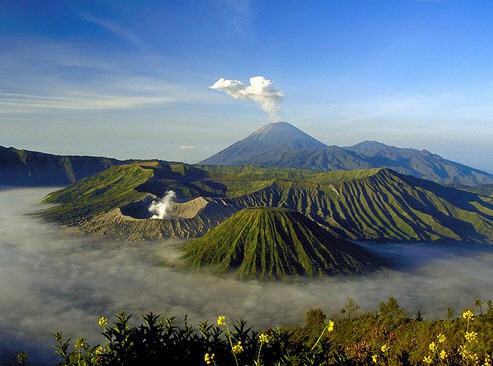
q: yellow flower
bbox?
[327,320,334,332]
[98,316,108,327]
[437,333,446,343]
[372,354,378,364]
[459,346,479,362]
[484,353,491,366]
[465,331,478,343]
[204,352,215,365]
[429,341,437,353]
[459,345,468,358]
[259,332,270,344]
[74,338,85,349]
[423,355,433,364]
[439,350,448,360]
[217,315,226,326]
[95,346,104,355]
[462,309,475,321]
[16,352,28,363]
[232,341,244,354]
[380,344,389,353]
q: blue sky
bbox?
[1,0,492,172]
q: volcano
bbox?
[199,122,493,186]
[199,121,328,165]
[182,207,384,279]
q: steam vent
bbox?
[182,207,384,280]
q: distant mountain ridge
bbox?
[345,141,491,186]
[2,122,492,187]
[200,122,493,186]
[0,146,127,186]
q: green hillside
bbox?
[451,184,493,197]
[42,162,493,243]
[227,169,493,242]
[183,207,383,279]
[43,162,156,223]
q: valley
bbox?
[1,187,493,365]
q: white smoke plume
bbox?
[148,190,176,219]
[210,76,284,120]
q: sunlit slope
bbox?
[42,161,236,239]
[228,169,493,242]
[183,207,383,279]
[43,161,223,223]
[43,163,156,223]
[42,162,493,243]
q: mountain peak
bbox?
[248,121,325,145]
[199,122,327,165]
[199,123,493,185]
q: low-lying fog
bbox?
[1,188,493,365]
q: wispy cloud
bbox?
[79,14,141,47]
[179,145,196,149]
[0,92,174,113]
[0,35,218,113]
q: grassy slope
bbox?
[200,165,381,197]
[42,163,493,243]
[43,162,156,223]
[183,207,383,279]
[450,184,493,197]
[201,140,493,186]
[229,169,493,242]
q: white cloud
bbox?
[179,145,196,149]
[210,76,284,121]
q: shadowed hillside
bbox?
[0,145,125,186]
[200,122,328,165]
[3,123,492,187]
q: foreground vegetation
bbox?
[13,298,493,365]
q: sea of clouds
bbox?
[1,187,493,364]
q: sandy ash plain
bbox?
[1,187,493,364]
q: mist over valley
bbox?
[2,187,493,364]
